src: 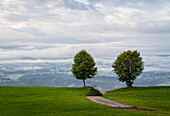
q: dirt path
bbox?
[86,96,155,111]
[87,96,169,115]
[86,96,133,109]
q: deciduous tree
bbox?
[71,50,97,87]
[112,50,144,87]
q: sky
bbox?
[0,0,170,59]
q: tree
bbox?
[112,50,144,87]
[71,50,97,87]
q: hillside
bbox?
[104,86,170,115]
[0,86,168,116]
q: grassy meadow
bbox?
[0,86,169,116]
[104,86,170,115]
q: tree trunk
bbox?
[129,83,132,88]
[83,79,86,87]
[126,74,133,88]
[126,80,133,88]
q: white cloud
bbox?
[0,0,169,41]
[0,59,73,64]
[0,0,169,60]
[0,39,166,60]
[75,0,89,5]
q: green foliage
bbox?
[112,50,144,87]
[0,86,163,116]
[104,86,170,115]
[71,50,97,87]
[86,86,103,96]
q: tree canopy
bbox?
[71,50,97,87]
[112,50,144,87]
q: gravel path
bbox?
[86,96,134,109]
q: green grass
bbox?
[104,86,170,115]
[0,86,168,116]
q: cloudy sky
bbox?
[0,0,170,59]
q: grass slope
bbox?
[0,86,168,116]
[104,86,170,115]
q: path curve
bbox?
[86,96,135,109]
